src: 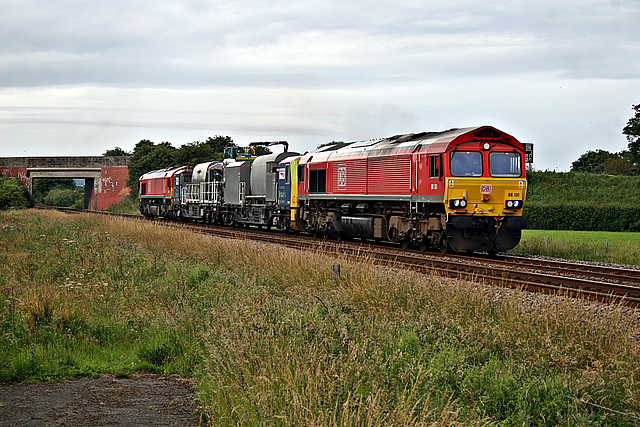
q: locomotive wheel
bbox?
[400,239,410,250]
[439,239,450,254]
[419,241,428,252]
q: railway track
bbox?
[39,206,640,308]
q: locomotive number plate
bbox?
[480,184,492,194]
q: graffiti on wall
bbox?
[0,168,31,190]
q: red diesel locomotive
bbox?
[293,125,527,252]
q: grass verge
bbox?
[1,209,640,425]
[105,195,140,214]
[515,229,640,265]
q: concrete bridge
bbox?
[0,156,130,210]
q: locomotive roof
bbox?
[139,165,191,180]
[342,126,479,152]
[252,151,300,166]
[307,126,482,159]
[191,161,223,184]
[278,154,302,165]
[192,161,222,172]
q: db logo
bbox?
[480,184,492,194]
[337,165,347,189]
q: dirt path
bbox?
[0,374,202,426]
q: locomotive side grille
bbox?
[368,156,411,195]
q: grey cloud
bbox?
[0,0,638,170]
[2,0,638,88]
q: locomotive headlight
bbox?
[506,200,514,208]
[505,200,523,209]
[449,199,467,209]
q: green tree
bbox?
[175,135,237,165]
[103,147,130,156]
[175,141,219,166]
[603,154,634,175]
[317,140,345,149]
[126,136,236,197]
[204,135,234,153]
[43,188,82,207]
[251,145,273,156]
[571,149,617,174]
[32,178,76,204]
[126,140,178,198]
[623,103,640,173]
[0,177,34,210]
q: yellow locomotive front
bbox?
[443,141,528,253]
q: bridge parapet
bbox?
[0,156,129,168]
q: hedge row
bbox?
[523,202,640,232]
[525,171,640,206]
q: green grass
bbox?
[515,229,640,265]
[2,209,640,425]
[105,195,140,214]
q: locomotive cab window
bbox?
[489,152,522,177]
[450,151,482,177]
[309,169,326,193]
[429,155,440,178]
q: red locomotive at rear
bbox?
[138,166,192,218]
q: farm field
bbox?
[515,229,640,266]
[1,209,640,425]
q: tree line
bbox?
[571,104,640,175]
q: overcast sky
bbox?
[1,0,638,171]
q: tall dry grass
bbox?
[2,209,640,425]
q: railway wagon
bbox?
[229,151,300,227]
[180,161,224,222]
[294,126,528,253]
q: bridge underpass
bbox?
[0,157,130,210]
[29,168,102,210]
